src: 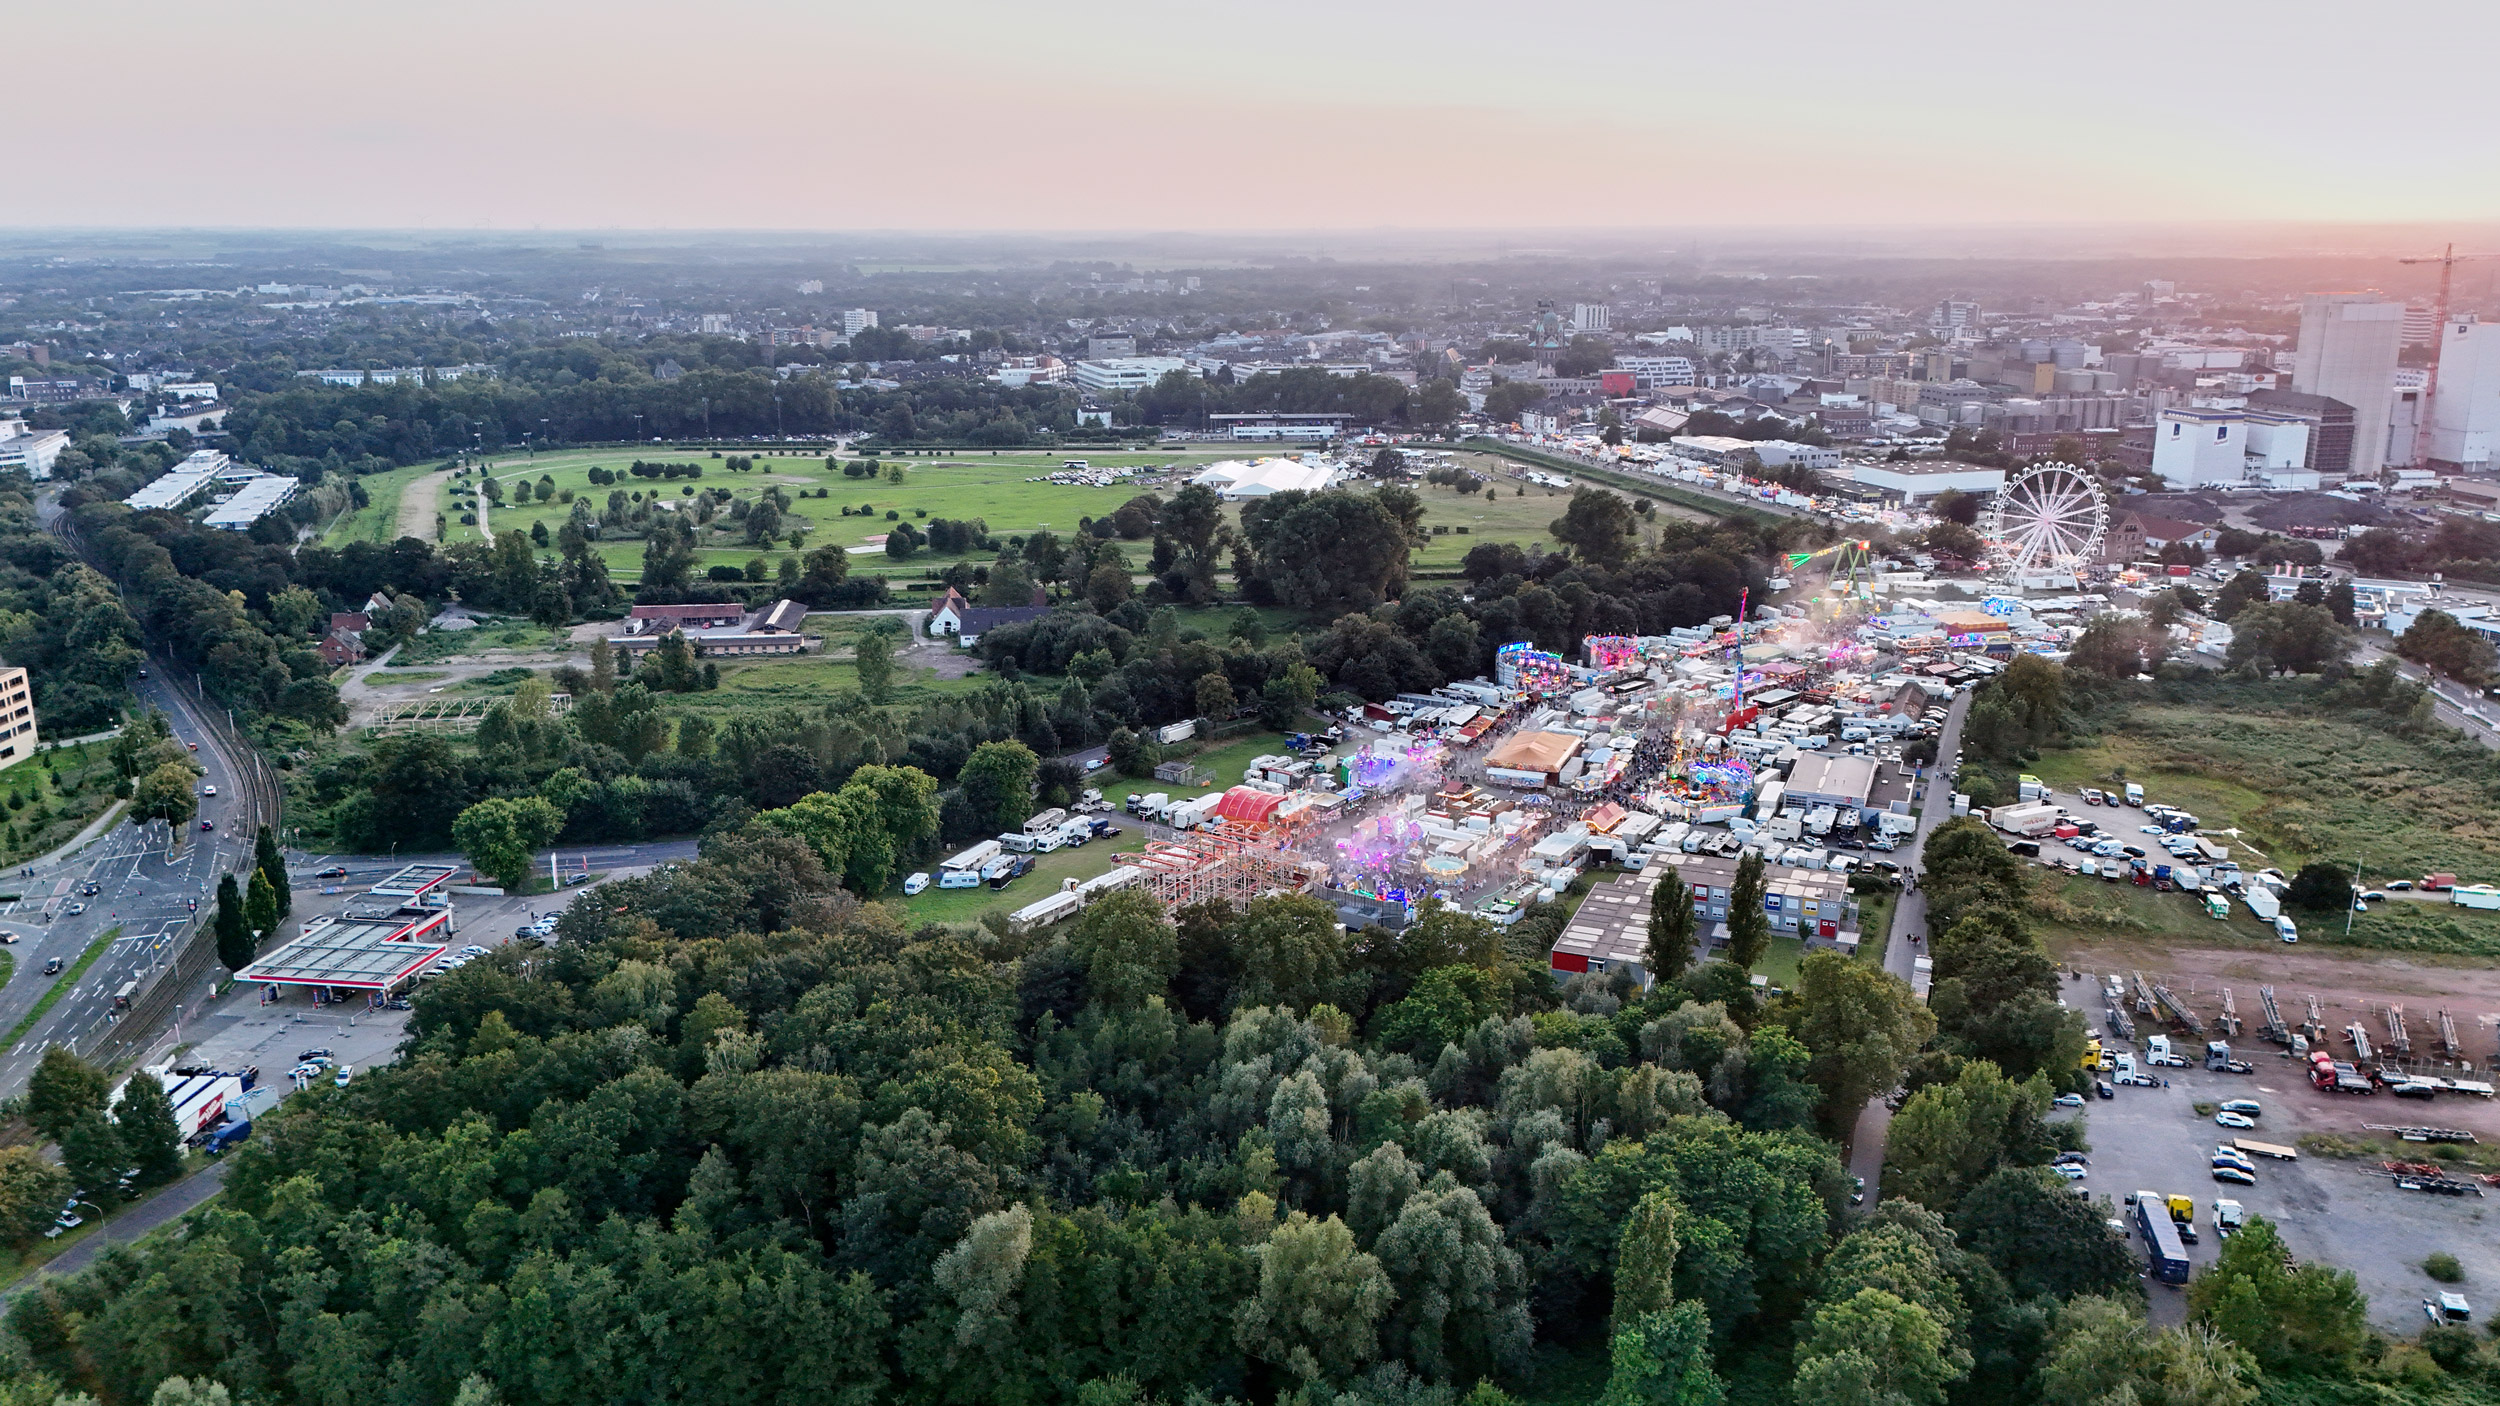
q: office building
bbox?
[0,666,34,770]
[2432,315,2500,468]
[2291,292,2405,476]
[0,419,69,479]
[1071,356,1187,393]
[1086,334,1137,359]
[2245,389,2356,476]
[203,474,301,531]
[1571,303,1611,334]
[841,308,879,336]
[1847,460,2006,503]
[2151,407,2252,489]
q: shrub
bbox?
[2426,1251,2465,1283]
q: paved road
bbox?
[1846,686,1971,1204]
[26,1160,231,1284]
[0,671,255,1098]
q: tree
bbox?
[2036,1297,2257,1406]
[1930,490,1981,526]
[1483,381,1545,424]
[213,871,253,972]
[2209,569,2268,621]
[1601,1302,1724,1406]
[1372,1184,1533,1380]
[958,740,1040,834]
[1194,671,1236,721]
[2224,601,2347,675]
[0,1146,70,1249]
[112,1072,186,1187]
[450,795,566,891]
[25,1046,109,1144]
[1724,853,1771,971]
[1068,887,1178,1010]
[1550,488,1639,567]
[853,625,896,703]
[254,825,290,917]
[2397,608,2499,687]
[2188,1217,2369,1375]
[1951,1167,2138,1302]
[131,760,199,835]
[1614,1190,1681,1323]
[1086,553,1134,611]
[1791,1288,1964,1406]
[244,867,279,939]
[1236,1211,1393,1384]
[1882,1060,2055,1215]
[1642,869,1697,984]
[1782,951,1934,1135]
[1228,895,1349,1013]
[2284,861,2354,913]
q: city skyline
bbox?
[14,0,2500,232]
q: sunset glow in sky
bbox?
[18,0,2499,230]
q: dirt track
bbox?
[395,469,455,541]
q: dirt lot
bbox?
[2058,971,2500,1334]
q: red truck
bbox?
[2423,873,2459,892]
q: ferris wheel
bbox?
[1986,462,2108,576]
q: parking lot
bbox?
[171,885,589,1114]
[2059,969,2500,1333]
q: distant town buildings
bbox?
[842,309,879,336]
[297,365,491,387]
[1570,303,1610,334]
[1086,334,1137,359]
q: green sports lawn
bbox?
[322,461,452,545]
[442,443,1593,583]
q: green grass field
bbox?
[2023,689,2500,957]
[322,461,449,545]
[0,744,121,869]
[887,726,1298,925]
[412,442,1600,584]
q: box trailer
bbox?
[2135,1194,2192,1285]
[1986,802,2060,837]
[1007,890,1084,934]
[2242,888,2281,921]
[1023,807,1069,837]
[942,840,1003,874]
[2453,884,2500,911]
[1154,720,1198,746]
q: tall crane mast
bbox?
[2396,244,2500,469]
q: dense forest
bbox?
[12,711,2477,1405]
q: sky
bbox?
[19,0,2500,233]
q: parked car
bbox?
[2215,1111,2257,1130]
[298,1048,335,1062]
[2053,1163,2088,1181]
[2095,1079,2114,1099]
[2220,1099,2261,1118]
[2053,1092,2085,1108]
[2388,879,2415,891]
[315,866,348,879]
[2212,1165,2257,1186]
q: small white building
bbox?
[2151,408,2247,489]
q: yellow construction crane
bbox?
[2397,244,2500,468]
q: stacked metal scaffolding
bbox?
[2219,987,2242,1039]
[2259,986,2289,1044]
[2384,1005,2413,1058]
[1120,829,1328,911]
[2441,1010,2463,1060]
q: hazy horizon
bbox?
[19,0,2500,234]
